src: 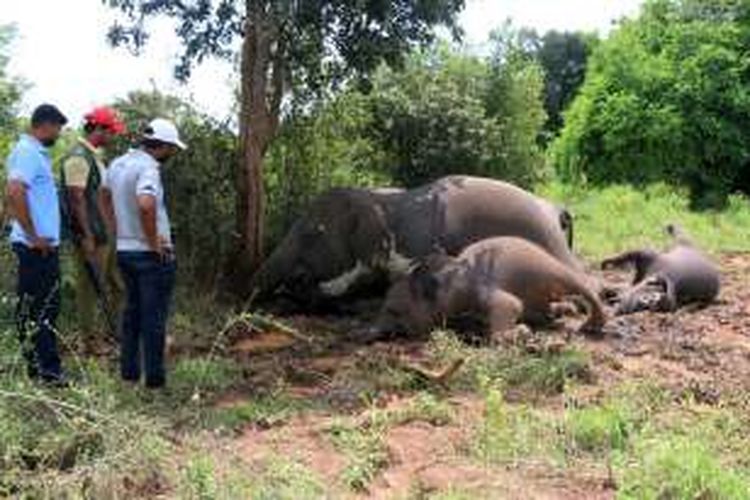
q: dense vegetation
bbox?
[551,0,750,208]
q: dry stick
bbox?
[0,388,116,423]
[399,358,466,386]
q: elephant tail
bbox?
[559,207,574,250]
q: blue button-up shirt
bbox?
[6,134,61,247]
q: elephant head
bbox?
[373,253,458,337]
[248,188,392,302]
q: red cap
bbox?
[84,107,127,135]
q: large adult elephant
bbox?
[248,176,579,304]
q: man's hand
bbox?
[29,235,53,256]
[80,234,96,260]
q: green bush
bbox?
[550,0,750,207]
[264,90,389,245]
[369,44,548,189]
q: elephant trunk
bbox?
[247,240,293,301]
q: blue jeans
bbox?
[117,252,176,388]
[13,243,63,381]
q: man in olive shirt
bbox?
[61,107,126,351]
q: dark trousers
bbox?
[117,252,176,388]
[13,243,62,381]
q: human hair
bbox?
[141,138,170,150]
[31,104,68,128]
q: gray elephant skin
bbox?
[601,224,720,314]
[375,236,607,338]
[248,176,579,305]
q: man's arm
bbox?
[137,194,161,254]
[5,180,35,238]
[98,187,116,237]
[5,180,49,253]
[68,187,94,252]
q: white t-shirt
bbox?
[103,148,172,252]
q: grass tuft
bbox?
[619,436,750,500]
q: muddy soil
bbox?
[228,254,750,498]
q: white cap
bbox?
[144,118,187,150]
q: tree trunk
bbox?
[233,2,282,291]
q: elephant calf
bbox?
[375,237,607,339]
[601,224,720,314]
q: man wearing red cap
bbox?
[60,107,126,351]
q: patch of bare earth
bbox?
[227,254,750,498]
[586,253,750,400]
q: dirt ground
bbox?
[222,254,750,499]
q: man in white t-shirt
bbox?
[100,118,187,389]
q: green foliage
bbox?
[205,392,298,433]
[366,392,454,429]
[566,402,633,453]
[369,44,548,188]
[0,354,172,497]
[425,331,593,396]
[550,0,750,207]
[264,91,389,244]
[486,24,598,142]
[327,418,390,491]
[248,456,325,500]
[536,30,599,138]
[113,90,237,286]
[475,383,561,465]
[170,357,240,398]
[105,0,465,86]
[182,454,219,500]
[619,436,750,499]
[539,181,750,259]
[0,24,23,178]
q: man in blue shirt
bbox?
[4,104,68,385]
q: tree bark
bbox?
[234,1,282,289]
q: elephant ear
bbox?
[345,192,392,264]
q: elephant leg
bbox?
[652,276,678,312]
[483,289,524,344]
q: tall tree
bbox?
[535,30,597,139]
[486,23,596,140]
[104,0,464,285]
[550,0,750,208]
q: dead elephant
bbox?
[374,236,607,340]
[601,224,720,314]
[248,176,580,307]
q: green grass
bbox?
[473,378,750,497]
[566,403,632,452]
[247,456,326,499]
[618,436,750,500]
[325,392,453,492]
[327,417,390,492]
[204,391,299,433]
[564,383,665,455]
[426,330,594,396]
[539,181,750,259]
[474,383,562,466]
